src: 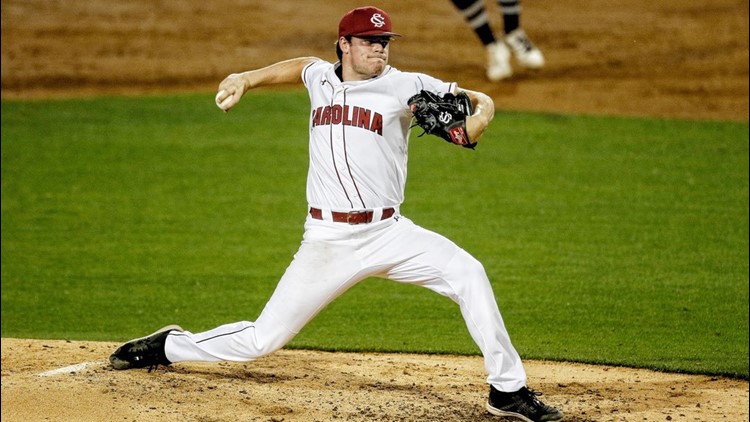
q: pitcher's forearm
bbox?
[460,88,495,143]
[236,57,321,91]
[215,57,320,111]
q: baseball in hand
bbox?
[215,90,234,111]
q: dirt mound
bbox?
[2,339,748,421]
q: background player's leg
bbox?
[450,0,497,46]
[496,0,545,69]
[497,0,521,34]
[449,0,512,81]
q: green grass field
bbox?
[2,91,748,379]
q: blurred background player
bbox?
[450,0,545,81]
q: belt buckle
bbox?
[346,210,366,224]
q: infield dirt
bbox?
[1,1,748,421]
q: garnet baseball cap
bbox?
[338,6,401,38]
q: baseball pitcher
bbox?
[110,6,563,422]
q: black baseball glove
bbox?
[408,90,477,149]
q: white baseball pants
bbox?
[166,214,527,392]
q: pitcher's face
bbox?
[341,36,391,80]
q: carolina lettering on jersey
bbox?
[311,105,383,136]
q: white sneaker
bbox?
[486,41,512,81]
[504,28,545,69]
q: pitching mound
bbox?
[1,338,747,421]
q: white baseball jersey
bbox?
[302,60,457,211]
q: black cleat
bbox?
[109,325,183,371]
[486,385,563,421]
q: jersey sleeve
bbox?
[394,71,457,106]
[302,60,332,89]
[414,74,457,96]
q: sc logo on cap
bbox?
[370,13,386,27]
